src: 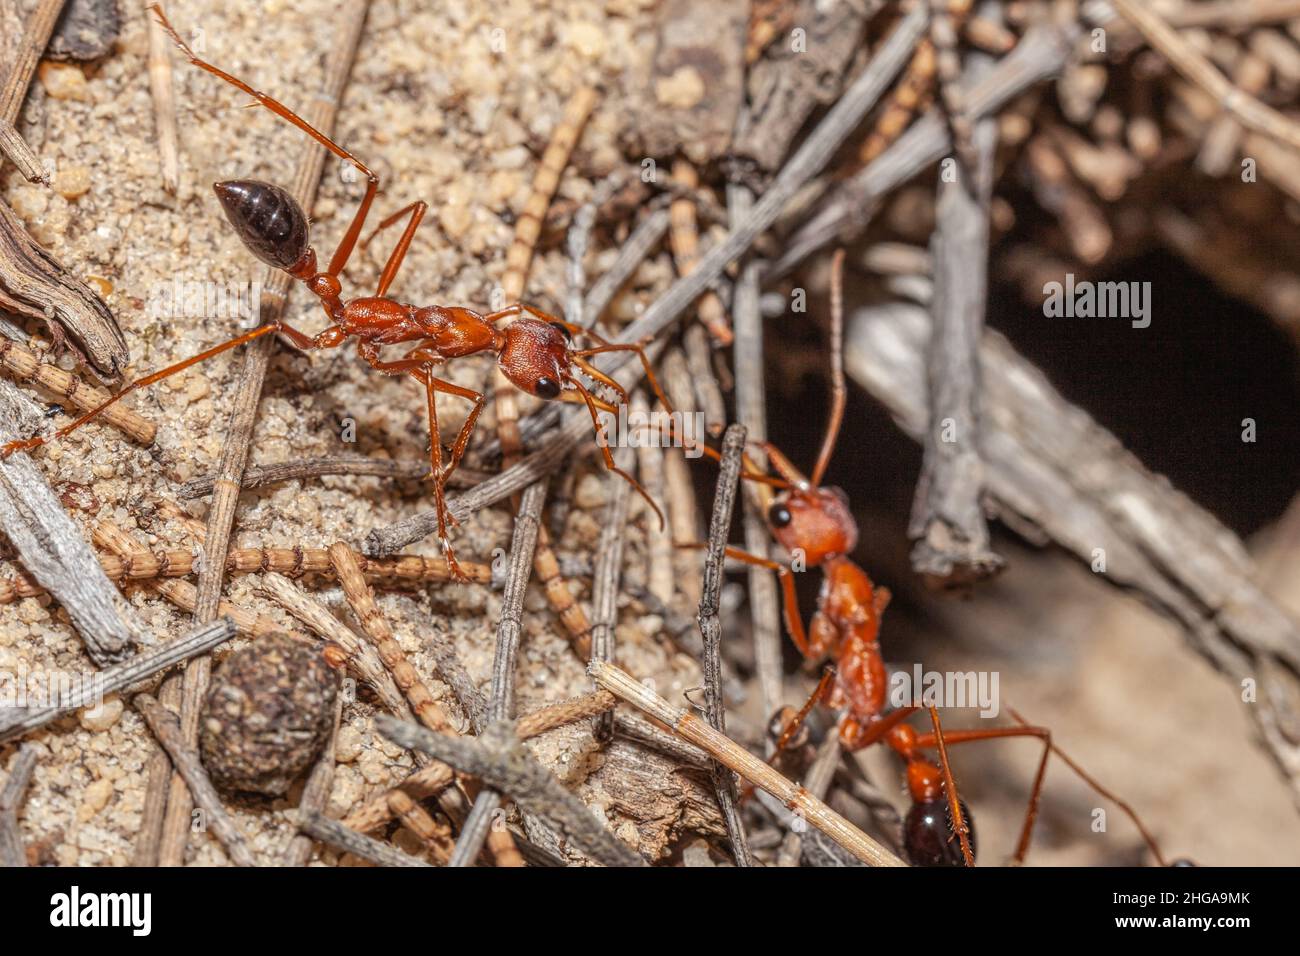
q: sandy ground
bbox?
[1,0,701,866]
[1,0,1297,867]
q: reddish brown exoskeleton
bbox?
[691,252,1169,866]
[0,6,670,580]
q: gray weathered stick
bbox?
[448,480,546,868]
[589,449,633,741]
[299,810,431,867]
[363,3,927,556]
[0,743,36,866]
[589,660,905,866]
[848,301,1300,803]
[135,693,256,867]
[728,178,784,726]
[178,455,486,500]
[698,423,753,866]
[907,1,1005,587]
[0,380,137,664]
[0,0,63,182]
[377,716,645,867]
[0,616,236,744]
[771,18,1081,278]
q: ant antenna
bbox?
[809,248,847,489]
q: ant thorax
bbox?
[497,317,569,399]
[767,485,859,566]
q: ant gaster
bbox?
[0,6,671,580]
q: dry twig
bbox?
[135,692,256,867]
[588,660,905,867]
[158,0,370,867]
[377,716,646,867]
[0,744,37,866]
[0,380,137,664]
[697,423,752,866]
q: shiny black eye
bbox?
[535,377,562,399]
[768,502,792,528]
[548,322,572,342]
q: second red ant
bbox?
[684,251,1170,866]
[0,6,672,581]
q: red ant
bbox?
[0,5,671,580]
[686,251,1169,866]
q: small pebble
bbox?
[335,724,362,763]
[78,778,113,821]
[654,66,705,109]
[54,165,92,200]
[38,62,91,102]
[79,696,123,732]
[574,473,608,510]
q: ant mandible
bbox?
[687,251,1169,866]
[0,5,671,580]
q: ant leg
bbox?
[675,542,811,658]
[840,706,919,751]
[356,344,486,485]
[1008,707,1168,866]
[925,706,976,867]
[907,723,1050,864]
[150,5,378,278]
[0,321,344,459]
[482,302,567,328]
[643,416,788,489]
[407,365,467,582]
[567,377,665,530]
[363,201,428,297]
[771,666,835,760]
[756,439,812,489]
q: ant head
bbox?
[498,318,570,400]
[766,485,858,566]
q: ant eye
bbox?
[768,502,792,528]
[548,321,572,342]
[534,376,562,400]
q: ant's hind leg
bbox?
[363,201,429,297]
[0,320,342,460]
[359,344,486,486]
[150,4,378,278]
[412,366,468,582]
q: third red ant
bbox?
[683,251,1171,866]
[0,5,672,580]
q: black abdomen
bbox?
[213,180,310,270]
[904,798,977,866]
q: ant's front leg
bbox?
[356,343,486,484]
